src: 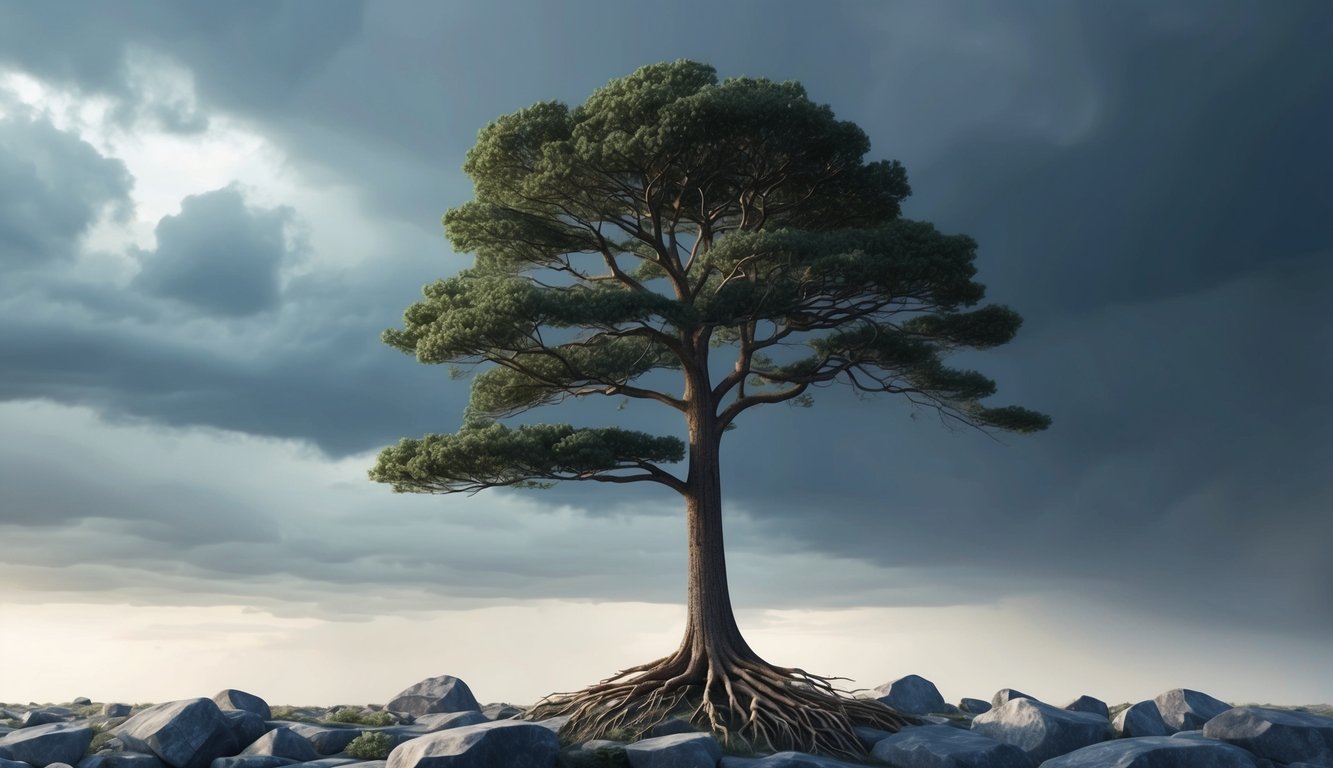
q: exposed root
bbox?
[523,646,917,760]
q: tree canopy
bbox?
[371,59,1049,497]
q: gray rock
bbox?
[1153,690,1231,733]
[212,693,271,723]
[971,698,1110,765]
[1061,697,1108,719]
[959,700,992,716]
[874,675,949,716]
[623,732,722,768]
[872,723,1033,768]
[385,720,558,768]
[103,706,133,719]
[0,723,95,767]
[851,726,894,749]
[991,690,1037,709]
[72,700,92,707]
[478,704,523,722]
[222,712,269,753]
[0,759,27,768]
[240,728,319,763]
[1203,706,1333,766]
[409,713,488,733]
[79,754,167,768]
[293,760,363,768]
[115,699,239,768]
[530,715,572,734]
[339,763,386,768]
[1039,735,1259,767]
[645,718,702,738]
[22,711,67,728]
[730,751,865,767]
[579,740,627,751]
[1112,702,1170,738]
[384,678,480,718]
[279,725,358,757]
[209,759,296,768]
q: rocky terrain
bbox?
[3,674,1332,768]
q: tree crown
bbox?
[371,60,1049,495]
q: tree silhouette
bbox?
[371,60,1050,757]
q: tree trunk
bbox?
[678,358,758,672]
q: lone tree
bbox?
[371,60,1049,757]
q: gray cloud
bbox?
[0,111,133,267]
[0,0,1328,665]
[132,186,294,316]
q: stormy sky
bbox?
[1,1,1330,709]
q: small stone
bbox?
[960,698,993,715]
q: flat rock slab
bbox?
[1039,735,1259,767]
[386,720,558,768]
[116,698,239,768]
[972,699,1109,765]
[623,732,722,768]
[1203,706,1333,766]
[1153,690,1231,733]
[385,677,480,717]
[872,723,1033,768]
[0,723,95,767]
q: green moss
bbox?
[345,731,393,760]
[327,708,394,726]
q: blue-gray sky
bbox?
[1,0,1330,708]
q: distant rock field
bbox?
[3,673,1331,768]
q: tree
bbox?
[370,60,1050,757]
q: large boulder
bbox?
[873,675,949,716]
[239,728,319,763]
[1062,697,1109,719]
[221,712,268,753]
[385,677,480,717]
[212,692,271,723]
[79,754,167,768]
[871,723,1033,768]
[22,712,67,728]
[1040,735,1259,767]
[623,732,721,768]
[0,723,94,767]
[1152,690,1231,733]
[1203,706,1333,766]
[991,690,1036,709]
[208,759,295,768]
[385,721,558,768]
[1113,702,1170,738]
[971,698,1110,765]
[102,705,133,719]
[115,699,239,768]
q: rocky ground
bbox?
[2,673,1331,768]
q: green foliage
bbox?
[87,730,117,755]
[327,707,394,726]
[373,58,1049,497]
[345,731,393,760]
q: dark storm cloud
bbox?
[0,0,1328,648]
[132,186,293,316]
[0,111,133,266]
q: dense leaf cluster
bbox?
[374,60,1048,494]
